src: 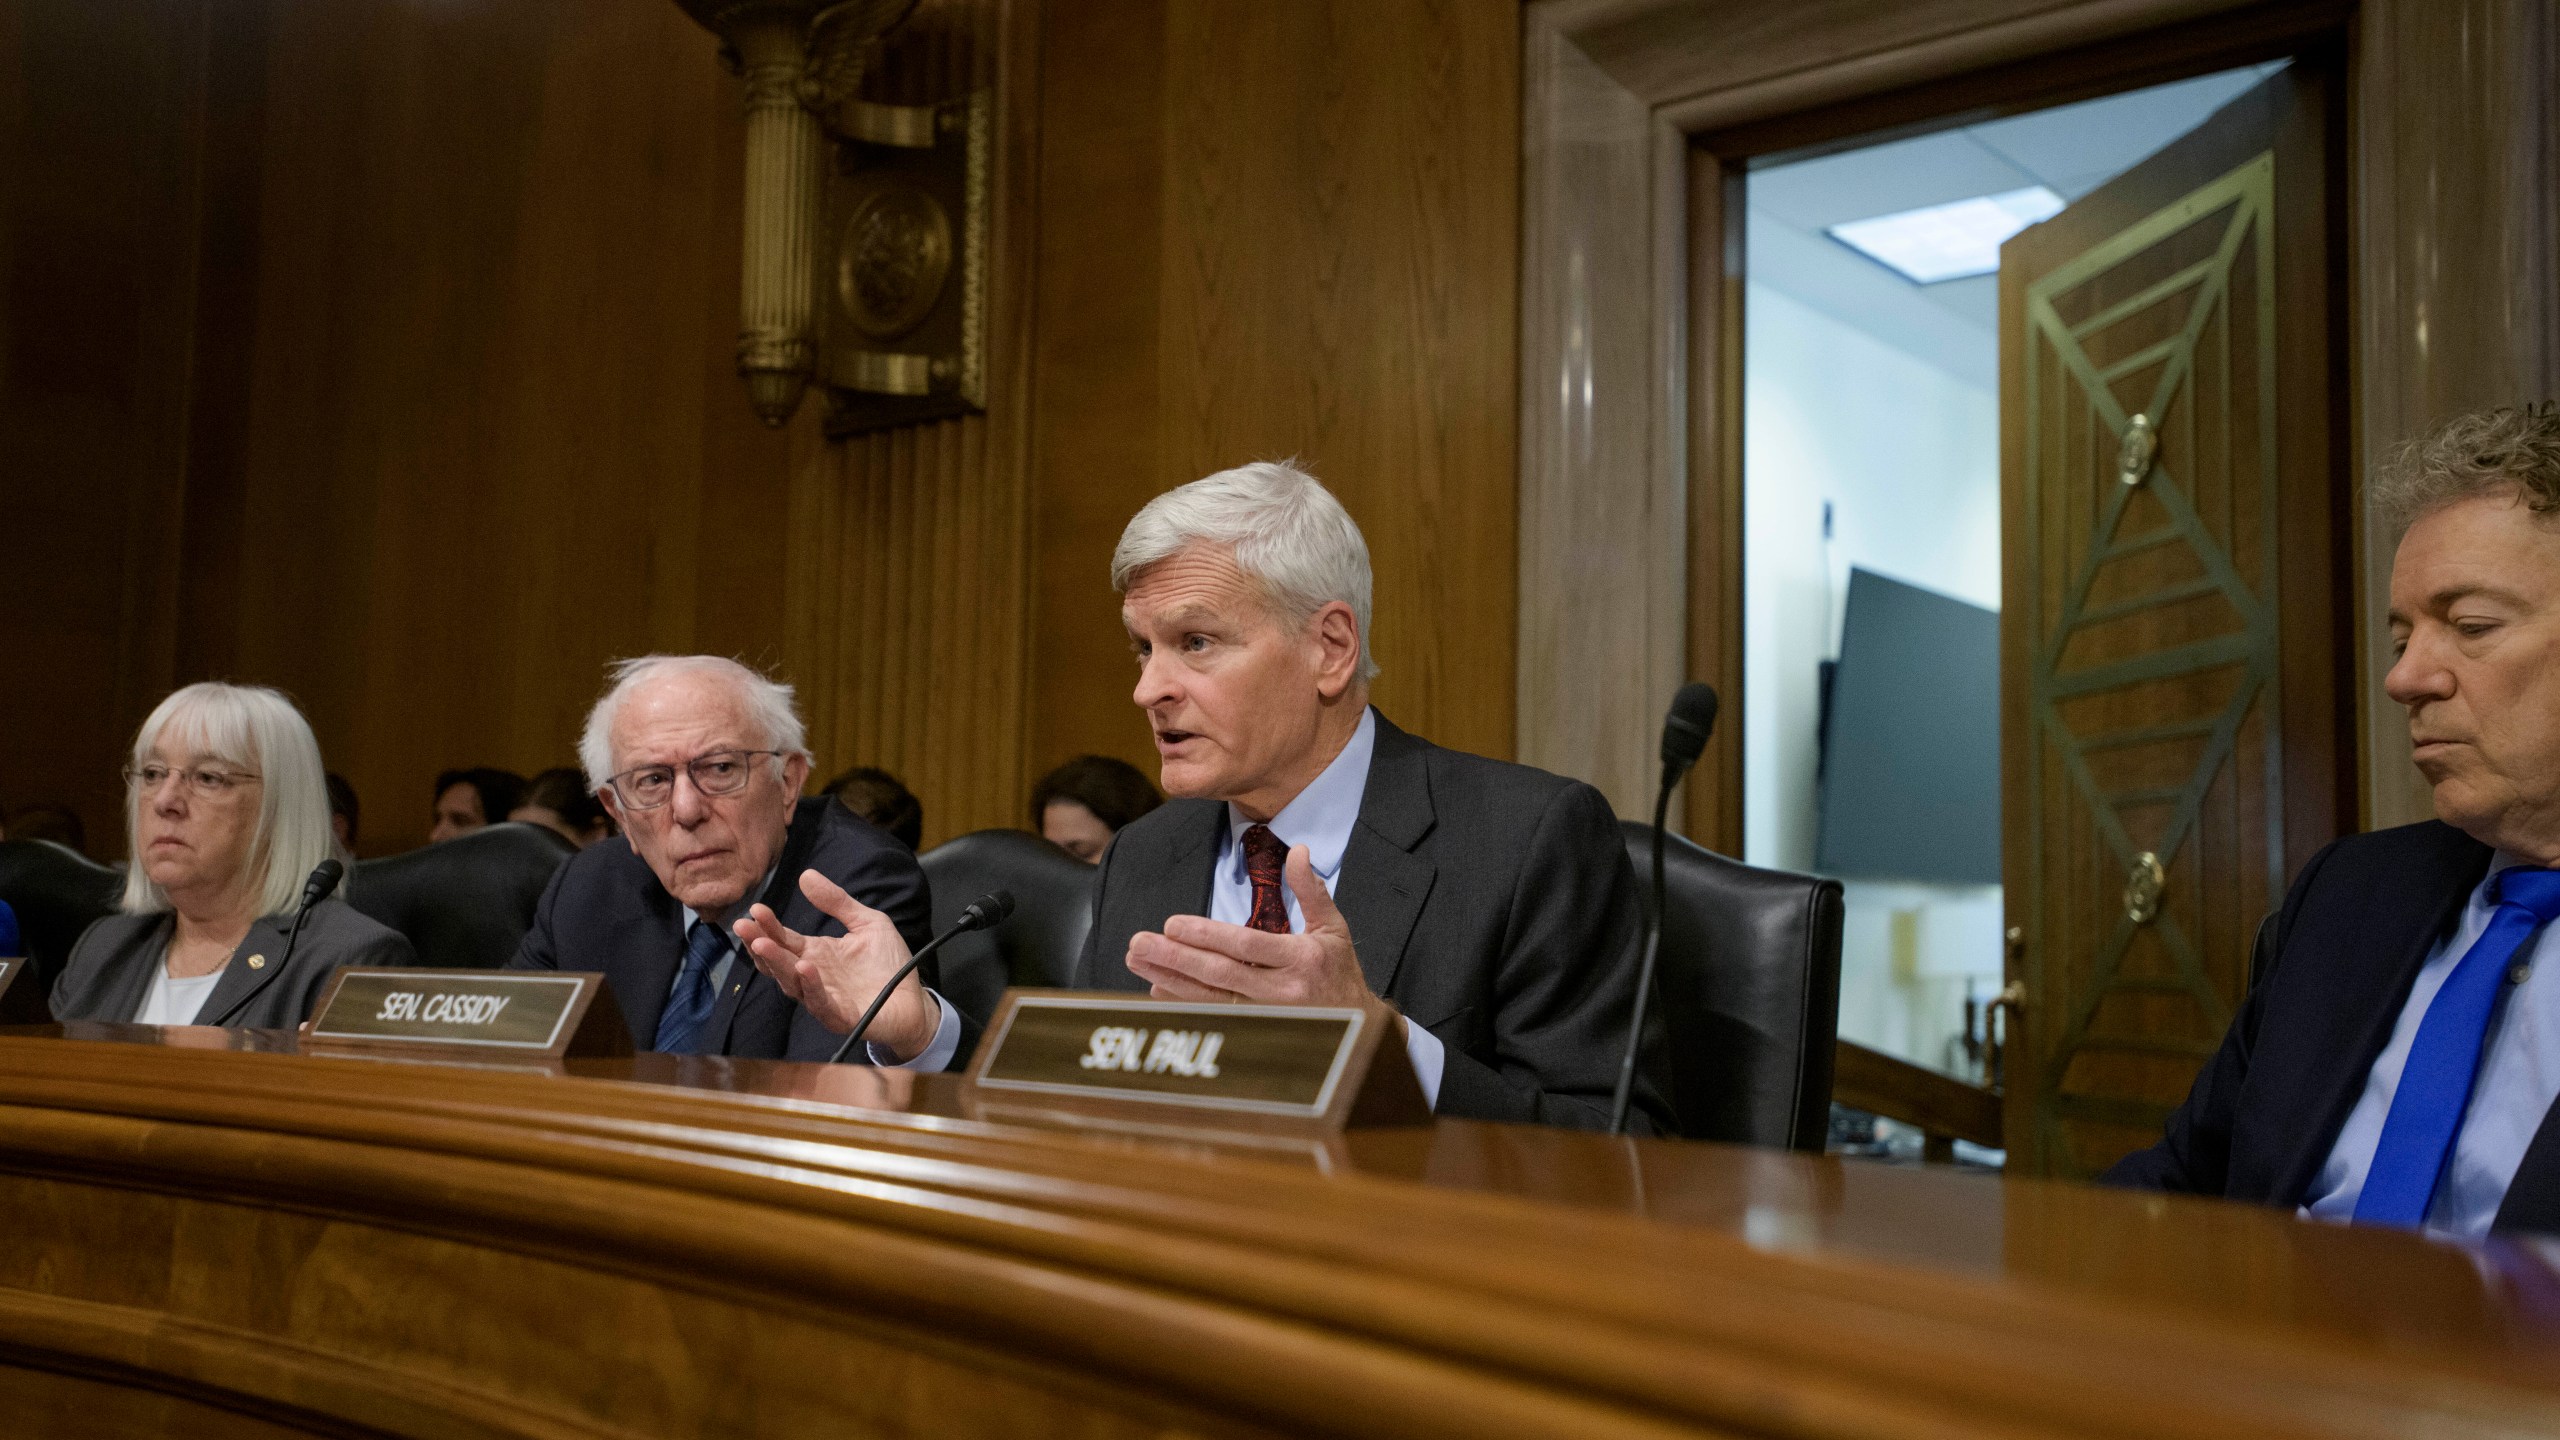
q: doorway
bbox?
[1739,58,2351,1170]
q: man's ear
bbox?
[1310,601,1362,700]
[782,752,812,797]
[597,787,626,829]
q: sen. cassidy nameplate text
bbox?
[306,968,630,1060]
[961,990,1429,1133]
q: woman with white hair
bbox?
[53,682,414,1028]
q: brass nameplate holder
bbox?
[305,969,630,1060]
[961,990,1430,1135]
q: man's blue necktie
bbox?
[2355,867,2560,1226]
[654,918,727,1055]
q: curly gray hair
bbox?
[2369,402,2560,535]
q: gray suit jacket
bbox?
[52,899,415,1028]
[1073,713,1677,1134]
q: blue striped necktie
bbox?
[654,918,728,1055]
[2354,866,2560,1227]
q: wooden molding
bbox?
[1832,1038,2005,1150]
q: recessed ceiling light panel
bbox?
[1825,186,2066,284]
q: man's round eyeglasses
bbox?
[603,750,784,810]
[124,763,261,799]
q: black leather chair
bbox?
[348,822,575,970]
[0,840,124,1023]
[918,829,1097,1026]
[1622,820,1844,1151]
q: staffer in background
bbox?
[819,765,922,851]
[1029,755,1161,862]
[744,461,1674,1133]
[325,771,361,865]
[510,656,973,1065]
[511,766,613,849]
[429,766,525,843]
[53,682,413,1027]
[2109,403,2560,1235]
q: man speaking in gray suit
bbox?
[748,461,1672,1132]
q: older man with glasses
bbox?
[508,655,974,1067]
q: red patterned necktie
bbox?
[1241,823,1291,934]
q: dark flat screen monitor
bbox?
[1815,567,2000,885]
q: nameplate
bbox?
[0,958,20,1003]
[305,969,630,1060]
[962,990,1430,1133]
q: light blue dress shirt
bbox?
[2302,853,2560,1237]
[682,868,962,1072]
[1205,707,1446,1107]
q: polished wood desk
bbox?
[0,1025,2551,1438]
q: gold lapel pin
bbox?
[247,954,266,970]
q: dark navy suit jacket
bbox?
[2104,820,2560,1234]
[509,797,973,1064]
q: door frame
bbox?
[1517,0,2560,850]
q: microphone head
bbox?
[1660,683,1721,770]
[299,859,345,909]
[961,890,1016,930]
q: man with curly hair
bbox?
[2108,403,2560,1236]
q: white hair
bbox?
[1110,460,1379,682]
[577,655,811,791]
[122,682,336,918]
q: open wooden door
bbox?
[1998,60,2353,1179]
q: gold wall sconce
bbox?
[677,0,989,434]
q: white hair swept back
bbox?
[577,655,811,791]
[122,682,336,918]
[1110,459,1379,682]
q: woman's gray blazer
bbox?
[51,899,416,1028]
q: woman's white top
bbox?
[133,965,225,1025]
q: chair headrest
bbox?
[919,828,1098,1007]
[921,828,1095,914]
[347,822,576,969]
[0,838,124,945]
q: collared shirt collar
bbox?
[679,860,783,950]
[1222,706,1377,887]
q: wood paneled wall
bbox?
[218,0,789,857]
[0,0,218,858]
[1,0,1522,860]
[785,0,1037,846]
[1028,0,1522,787]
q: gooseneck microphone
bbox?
[825,890,1016,1064]
[1610,683,1718,1135]
[274,859,345,978]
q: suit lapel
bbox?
[98,916,173,1022]
[1333,715,1437,999]
[701,805,824,1051]
[1136,801,1222,926]
[2497,1100,2560,1234]
[196,917,295,1026]
[2271,839,2492,1203]
[607,892,684,1046]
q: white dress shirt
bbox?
[2302,853,2560,1236]
[133,965,225,1026]
[1206,707,1447,1107]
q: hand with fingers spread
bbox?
[1123,844,1401,1034]
[733,869,938,1062]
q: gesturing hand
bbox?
[1123,844,1400,1034]
[734,870,937,1062]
